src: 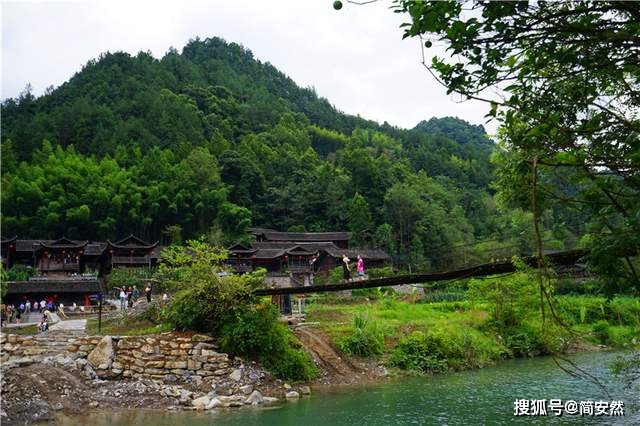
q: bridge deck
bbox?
[253,249,587,296]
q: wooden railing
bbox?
[39,263,80,272]
[112,256,151,265]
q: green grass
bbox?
[86,316,172,335]
[306,293,639,375]
[0,324,39,335]
[307,297,491,354]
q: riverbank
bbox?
[0,328,310,425]
[303,292,639,374]
[2,291,637,424]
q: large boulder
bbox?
[87,336,114,370]
[244,390,264,405]
[191,395,211,409]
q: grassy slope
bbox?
[304,294,639,374]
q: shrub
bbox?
[467,269,540,329]
[503,328,538,356]
[366,266,395,279]
[338,312,385,357]
[421,292,467,303]
[220,302,318,381]
[6,265,36,281]
[263,344,319,381]
[329,266,344,283]
[220,302,283,356]
[388,327,506,374]
[160,240,264,333]
[388,331,450,374]
[140,298,171,324]
[606,326,639,347]
[352,287,384,299]
[593,320,610,344]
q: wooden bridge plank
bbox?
[253,249,587,296]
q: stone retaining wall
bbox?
[1,332,232,383]
[1,331,310,415]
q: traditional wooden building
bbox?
[250,229,351,249]
[35,237,88,276]
[2,235,161,307]
[226,244,258,273]
[4,237,103,307]
[104,234,159,271]
[1,235,17,270]
[227,230,390,277]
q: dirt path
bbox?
[294,325,387,386]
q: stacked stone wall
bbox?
[1,332,234,383]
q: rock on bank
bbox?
[0,331,303,425]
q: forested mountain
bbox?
[2,36,509,270]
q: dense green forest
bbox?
[0,37,585,270]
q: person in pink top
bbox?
[357,255,365,280]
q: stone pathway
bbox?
[49,319,87,331]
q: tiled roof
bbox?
[15,240,48,252]
[323,247,390,260]
[251,241,338,250]
[84,243,107,256]
[40,237,88,250]
[253,248,287,259]
[260,231,351,242]
[1,236,17,244]
[107,234,158,249]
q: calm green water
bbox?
[62,351,638,425]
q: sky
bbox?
[1,0,498,135]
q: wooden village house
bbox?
[1,235,162,308]
[1,229,389,308]
[227,229,390,287]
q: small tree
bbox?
[156,238,263,332]
[156,238,317,380]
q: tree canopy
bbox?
[0,33,595,273]
[393,0,639,292]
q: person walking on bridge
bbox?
[357,255,365,280]
[342,254,351,282]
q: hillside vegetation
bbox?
[1,36,546,272]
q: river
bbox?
[61,351,638,425]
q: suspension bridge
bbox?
[253,249,587,296]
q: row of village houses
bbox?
[1,229,390,305]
